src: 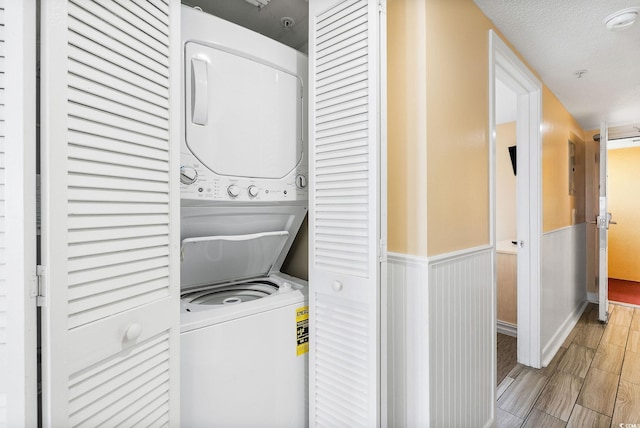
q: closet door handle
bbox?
[191,58,208,125]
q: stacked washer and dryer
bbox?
[179,6,309,428]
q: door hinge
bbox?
[378,239,387,263]
[378,0,386,13]
[35,265,46,307]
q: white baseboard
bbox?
[541,300,588,366]
[497,321,517,337]
[587,292,598,304]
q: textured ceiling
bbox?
[474,0,640,136]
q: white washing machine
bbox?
[179,6,309,428]
[180,205,308,428]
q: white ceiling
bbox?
[474,0,640,138]
[182,0,309,51]
[183,0,640,139]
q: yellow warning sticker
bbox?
[296,306,309,356]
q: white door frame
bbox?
[489,30,543,368]
[4,2,38,426]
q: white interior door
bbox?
[308,0,386,426]
[598,122,609,322]
[1,2,38,426]
[40,0,181,425]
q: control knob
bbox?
[180,166,198,185]
[248,185,259,198]
[227,184,241,198]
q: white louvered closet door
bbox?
[40,0,180,426]
[309,0,386,426]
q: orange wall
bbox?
[387,0,587,257]
[608,147,640,282]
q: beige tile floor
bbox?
[497,302,640,427]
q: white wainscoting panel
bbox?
[541,224,587,365]
[387,253,429,428]
[429,246,494,428]
[387,246,494,428]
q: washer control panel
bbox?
[180,153,308,202]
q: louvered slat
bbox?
[68,103,169,141]
[68,47,169,100]
[68,144,168,172]
[68,117,169,152]
[67,30,167,92]
[62,0,172,329]
[69,60,169,110]
[67,74,168,121]
[67,235,170,258]
[90,0,169,50]
[68,334,170,427]
[67,245,169,273]
[315,293,370,427]
[68,224,169,245]
[68,269,169,302]
[68,175,169,194]
[68,3,169,75]
[68,201,169,216]
[68,213,170,229]
[314,1,369,277]
[67,130,169,161]
[129,0,169,32]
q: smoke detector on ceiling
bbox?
[603,7,640,31]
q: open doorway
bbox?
[495,79,519,384]
[605,131,640,306]
[490,30,543,373]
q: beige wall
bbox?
[608,147,640,282]
[387,0,428,256]
[388,0,587,257]
[541,87,586,232]
[496,122,517,242]
[425,0,493,255]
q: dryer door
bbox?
[185,42,303,179]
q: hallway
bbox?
[497,302,640,427]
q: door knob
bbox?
[124,323,143,342]
[332,280,343,292]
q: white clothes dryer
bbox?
[180,5,308,204]
[179,205,309,428]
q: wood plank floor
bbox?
[497,302,640,427]
[498,333,518,385]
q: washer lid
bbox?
[181,231,289,289]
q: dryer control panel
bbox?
[180,152,308,202]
